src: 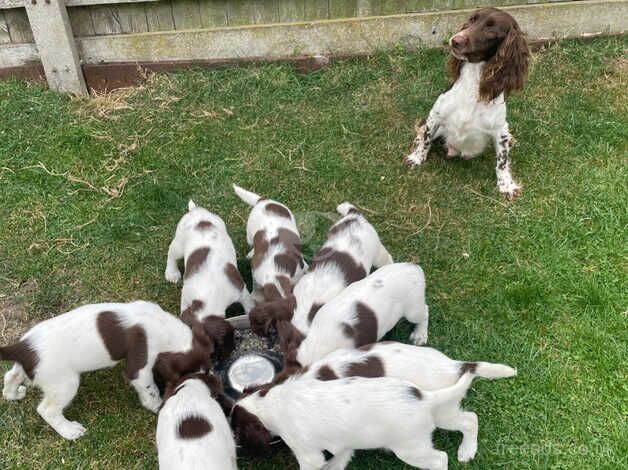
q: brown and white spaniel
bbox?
[405,8,530,200]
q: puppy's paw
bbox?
[164,267,181,284]
[457,442,478,462]
[144,396,162,414]
[500,185,522,201]
[58,421,87,440]
[3,385,26,401]
[410,330,428,346]
[404,153,422,168]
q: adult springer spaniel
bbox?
[404,8,530,200]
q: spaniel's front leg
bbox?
[404,112,439,167]
[495,125,521,200]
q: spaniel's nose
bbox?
[450,35,467,50]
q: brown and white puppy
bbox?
[281,263,428,368]
[165,200,255,359]
[232,184,307,332]
[157,372,236,470]
[405,7,529,200]
[301,342,517,462]
[1,301,212,440]
[232,373,475,469]
[253,202,393,339]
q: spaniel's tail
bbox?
[233,184,262,207]
[336,202,358,216]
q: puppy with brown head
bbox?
[0,301,212,440]
[405,7,530,200]
[165,200,255,360]
[157,372,237,470]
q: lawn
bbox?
[0,36,626,469]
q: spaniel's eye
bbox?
[486,19,495,27]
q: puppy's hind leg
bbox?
[407,303,429,345]
[373,242,394,268]
[37,374,86,440]
[3,364,27,400]
[324,450,354,470]
[164,237,184,283]
[392,444,448,470]
[435,407,479,462]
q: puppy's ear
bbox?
[188,200,196,211]
[153,353,178,385]
[249,304,275,337]
[203,317,235,360]
[276,320,304,357]
[232,406,272,456]
[480,21,529,101]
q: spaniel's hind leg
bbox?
[37,374,86,440]
[3,364,27,400]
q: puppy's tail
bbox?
[336,202,358,216]
[188,200,197,211]
[233,184,262,207]
[0,341,32,367]
[423,371,475,408]
[463,361,517,380]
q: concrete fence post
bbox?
[25,0,87,95]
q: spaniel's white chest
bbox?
[433,63,506,157]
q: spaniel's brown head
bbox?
[448,8,529,101]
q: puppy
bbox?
[254,202,393,338]
[157,372,236,470]
[232,184,307,320]
[1,301,212,440]
[165,200,254,359]
[404,8,529,200]
[301,342,517,462]
[283,263,428,367]
[232,372,475,469]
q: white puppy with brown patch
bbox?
[232,372,475,469]
[157,373,237,470]
[253,202,393,339]
[0,301,212,440]
[232,184,307,302]
[281,263,428,367]
[301,342,517,462]
[165,200,254,359]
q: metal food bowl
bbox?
[215,314,284,452]
[214,315,283,400]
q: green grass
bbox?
[0,36,626,469]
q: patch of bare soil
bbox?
[0,280,38,344]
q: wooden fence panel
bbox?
[0,12,10,44]
[406,0,434,12]
[4,8,34,43]
[118,3,149,33]
[330,0,359,18]
[252,0,279,24]
[69,6,96,37]
[278,0,303,22]
[91,6,123,35]
[146,0,174,31]
[304,0,329,20]
[198,0,228,27]
[172,0,201,29]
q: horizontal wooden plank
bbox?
[0,0,158,8]
[75,0,628,63]
[0,41,38,67]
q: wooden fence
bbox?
[1,0,627,94]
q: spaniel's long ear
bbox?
[447,54,463,84]
[480,24,529,102]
